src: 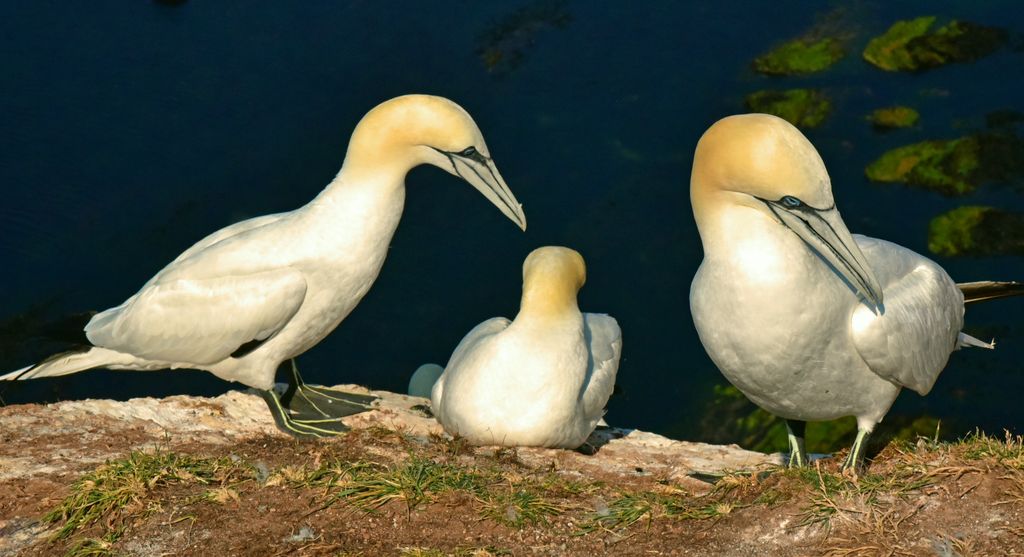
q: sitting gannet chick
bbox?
[689,114,1024,470]
[430,246,622,449]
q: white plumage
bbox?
[689,114,1000,469]
[2,95,527,438]
[430,246,621,449]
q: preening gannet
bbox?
[430,246,622,449]
[689,114,1024,470]
[1,94,527,438]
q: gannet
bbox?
[430,246,621,449]
[1,94,527,438]
[689,114,1024,470]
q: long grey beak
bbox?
[764,198,884,310]
[439,148,527,231]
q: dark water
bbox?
[1,1,1022,444]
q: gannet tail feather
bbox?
[957,281,1024,304]
[0,346,112,381]
[957,332,995,350]
[0,365,33,381]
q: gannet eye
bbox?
[458,146,478,157]
[781,195,803,208]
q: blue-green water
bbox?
[1,1,1022,444]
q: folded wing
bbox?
[432,317,511,405]
[85,267,307,365]
[850,236,962,396]
[580,313,622,421]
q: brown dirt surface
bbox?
[1,392,1023,555]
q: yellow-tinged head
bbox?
[691,113,833,221]
[344,95,527,230]
[689,113,884,308]
[519,246,587,318]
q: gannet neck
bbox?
[517,247,586,320]
[696,200,790,261]
[304,168,406,221]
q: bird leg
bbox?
[282,359,378,420]
[257,360,379,439]
[259,389,352,439]
[841,429,870,473]
[785,420,809,468]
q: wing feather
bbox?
[580,313,622,421]
[850,236,962,395]
[432,317,511,406]
[85,268,307,365]
[166,213,286,267]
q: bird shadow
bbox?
[576,425,631,456]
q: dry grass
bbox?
[33,429,1024,556]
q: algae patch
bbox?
[928,206,1024,257]
[753,38,844,76]
[865,132,1024,195]
[863,16,1006,72]
[868,106,920,130]
[865,137,980,195]
[745,89,831,129]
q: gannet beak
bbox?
[763,198,884,310]
[435,147,527,231]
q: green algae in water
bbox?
[745,89,831,129]
[863,16,936,71]
[868,106,920,130]
[865,137,980,195]
[753,37,844,76]
[863,16,1006,72]
[866,132,1024,195]
[928,206,1024,257]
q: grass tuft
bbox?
[44,450,252,556]
[480,488,563,527]
[577,493,655,534]
[311,456,492,512]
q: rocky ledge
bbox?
[1,388,1021,556]
[0,386,779,485]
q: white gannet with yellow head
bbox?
[430,246,622,449]
[689,114,1021,470]
[1,95,527,438]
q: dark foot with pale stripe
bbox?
[260,389,353,439]
[785,420,809,468]
[281,360,377,420]
[259,360,379,439]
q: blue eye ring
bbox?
[781,195,803,208]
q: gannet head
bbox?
[519,246,586,318]
[691,114,884,309]
[345,94,527,230]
